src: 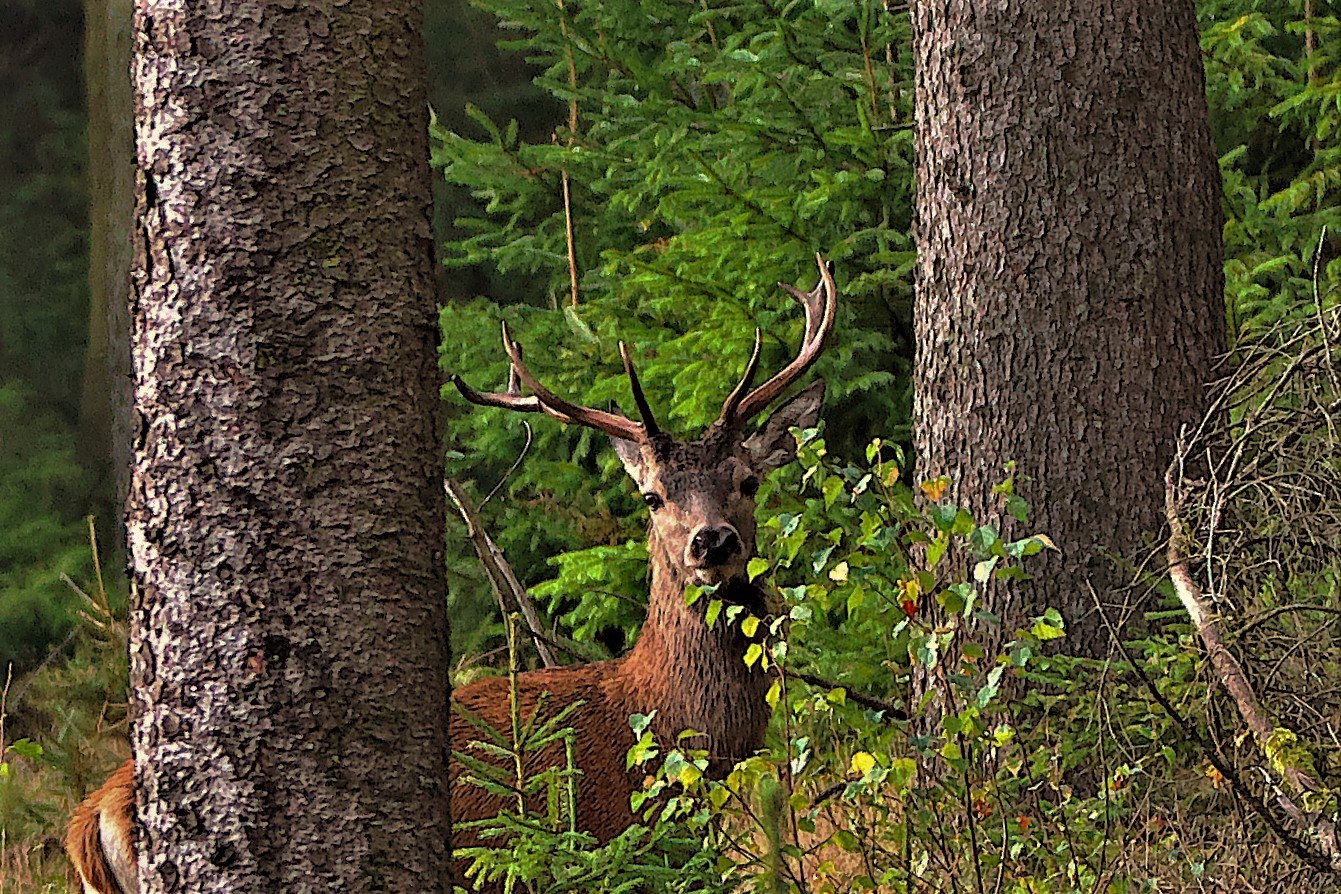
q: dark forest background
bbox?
[4,0,1336,674]
[1,2,1339,889]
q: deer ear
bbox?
[743,379,825,473]
[612,437,651,486]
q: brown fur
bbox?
[66,759,136,894]
[448,401,822,886]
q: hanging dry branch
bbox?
[1167,456,1339,866]
[445,478,559,668]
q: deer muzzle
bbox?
[686,524,743,584]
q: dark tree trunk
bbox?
[128,3,452,892]
[81,0,135,549]
[909,1,1225,655]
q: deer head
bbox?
[607,383,825,593]
[451,255,836,603]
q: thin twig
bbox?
[560,158,579,309]
[0,664,11,759]
[1313,227,1338,393]
[482,421,532,509]
[781,667,907,720]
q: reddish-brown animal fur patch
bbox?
[67,759,135,894]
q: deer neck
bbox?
[622,531,771,768]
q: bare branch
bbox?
[446,478,558,668]
[1166,454,1339,868]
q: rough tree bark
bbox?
[910,0,1226,655]
[128,3,451,891]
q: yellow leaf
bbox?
[920,477,950,502]
[850,751,877,776]
[1031,533,1059,551]
[829,561,849,582]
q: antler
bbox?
[453,255,833,440]
[719,254,837,427]
[451,322,658,443]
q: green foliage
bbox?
[1,535,126,894]
[687,436,1333,890]
[0,385,92,676]
[452,618,727,893]
[2,0,1339,890]
[709,436,1088,892]
[435,0,1341,663]
[1202,1,1341,339]
[0,0,96,677]
[456,435,1318,891]
[434,11,1341,882]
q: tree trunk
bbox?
[128,3,452,891]
[909,0,1225,656]
[81,0,135,550]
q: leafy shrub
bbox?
[455,419,1339,891]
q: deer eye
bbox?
[643,492,665,511]
[740,476,760,498]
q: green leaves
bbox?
[433,3,916,663]
[1029,608,1066,642]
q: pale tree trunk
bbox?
[128,3,452,891]
[910,0,1225,656]
[81,0,135,548]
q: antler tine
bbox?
[449,372,548,415]
[619,342,661,438]
[500,323,646,441]
[451,325,572,419]
[719,328,764,424]
[728,254,837,425]
[461,325,643,444]
[506,345,524,396]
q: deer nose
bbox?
[689,525,741,566]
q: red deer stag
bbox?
[66,257,836,893]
